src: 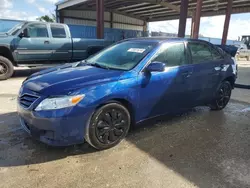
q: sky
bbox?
[1,0,250,40]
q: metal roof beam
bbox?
[133,7,169,15]
[117,3,150,10]
[137,0,193,16]
[149,15,180,22]
[124,4,162,13]
[107,2,136,9]
[57,0,90,10]
[200,3,250,14]
[140,10,176,16]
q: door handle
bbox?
[44,40,50,44]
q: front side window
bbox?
[51,24,66,38]
[26,24,48,38]
[86,41,156,70]
[8,22,26,35]
[188,42,213,64]
[152,42,186,67]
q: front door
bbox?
[137,42,194,120]
[15,23,51,65]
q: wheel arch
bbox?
[0,46,16,66]
[224,76,235,89]
[96,98,136,126]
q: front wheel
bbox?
[0,56,14,80]
[85,103,131,150]
[209,81,232,111]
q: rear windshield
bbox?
[86,41,156,70]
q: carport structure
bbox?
[57,0,250,44]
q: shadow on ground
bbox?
[126,105,250,188]
[0,112,98,167]
[1,103,250,187]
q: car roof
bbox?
[124,37,210,44]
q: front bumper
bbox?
[17,103,94,146]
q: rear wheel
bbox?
[86,103,131,150]
[209,81,232,111]
[0,56,14,80]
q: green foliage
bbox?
[36,14,55,23]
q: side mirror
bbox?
[146,61,166,72]
[18,31,24,38]
[19,29,28,38]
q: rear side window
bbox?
[152,43,186,67]
[188,42,213,64]
[51,24,66,38]
[210,47,223,60]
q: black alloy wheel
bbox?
[209,81,232,111]
[86,103,131,150]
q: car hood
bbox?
[23,63,124,95]
[0,35,15,43]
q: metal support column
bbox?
[143,21,148,32]
[96,0,104,39]
[190,11,195,38]
[57,9,64,23]
[193,0,203,39]
[110,12,113,28]
[178,0,189,38]
[221,0,233,45]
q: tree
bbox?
[36,14,55,22]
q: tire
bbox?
[0,56,14,80]
[209,81,232,111]
[85,102,131,150]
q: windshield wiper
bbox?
[74,60,87,67]
[86,63,110,70]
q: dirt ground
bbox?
[0,68,250,188]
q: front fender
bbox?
[78,76,139,114]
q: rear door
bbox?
[187,41,223,104]
[49,24,72,63]
[15,23,51,64]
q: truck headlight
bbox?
[35,94,85,111]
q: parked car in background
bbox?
[0,21,112,80]
[236,46,250,60]
[17,38,237,150]
[235,35,250,60]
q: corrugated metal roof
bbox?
[57,0,250,22]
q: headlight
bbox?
[35,94,85,111]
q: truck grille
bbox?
[19,94,39,108]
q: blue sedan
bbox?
[17,38,237,149]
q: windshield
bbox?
[7,22,26,35]
[86,41,156,71]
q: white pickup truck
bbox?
[236,44,250,60]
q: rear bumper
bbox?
[17,103,94,146]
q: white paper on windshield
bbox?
[127,48,146,53]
